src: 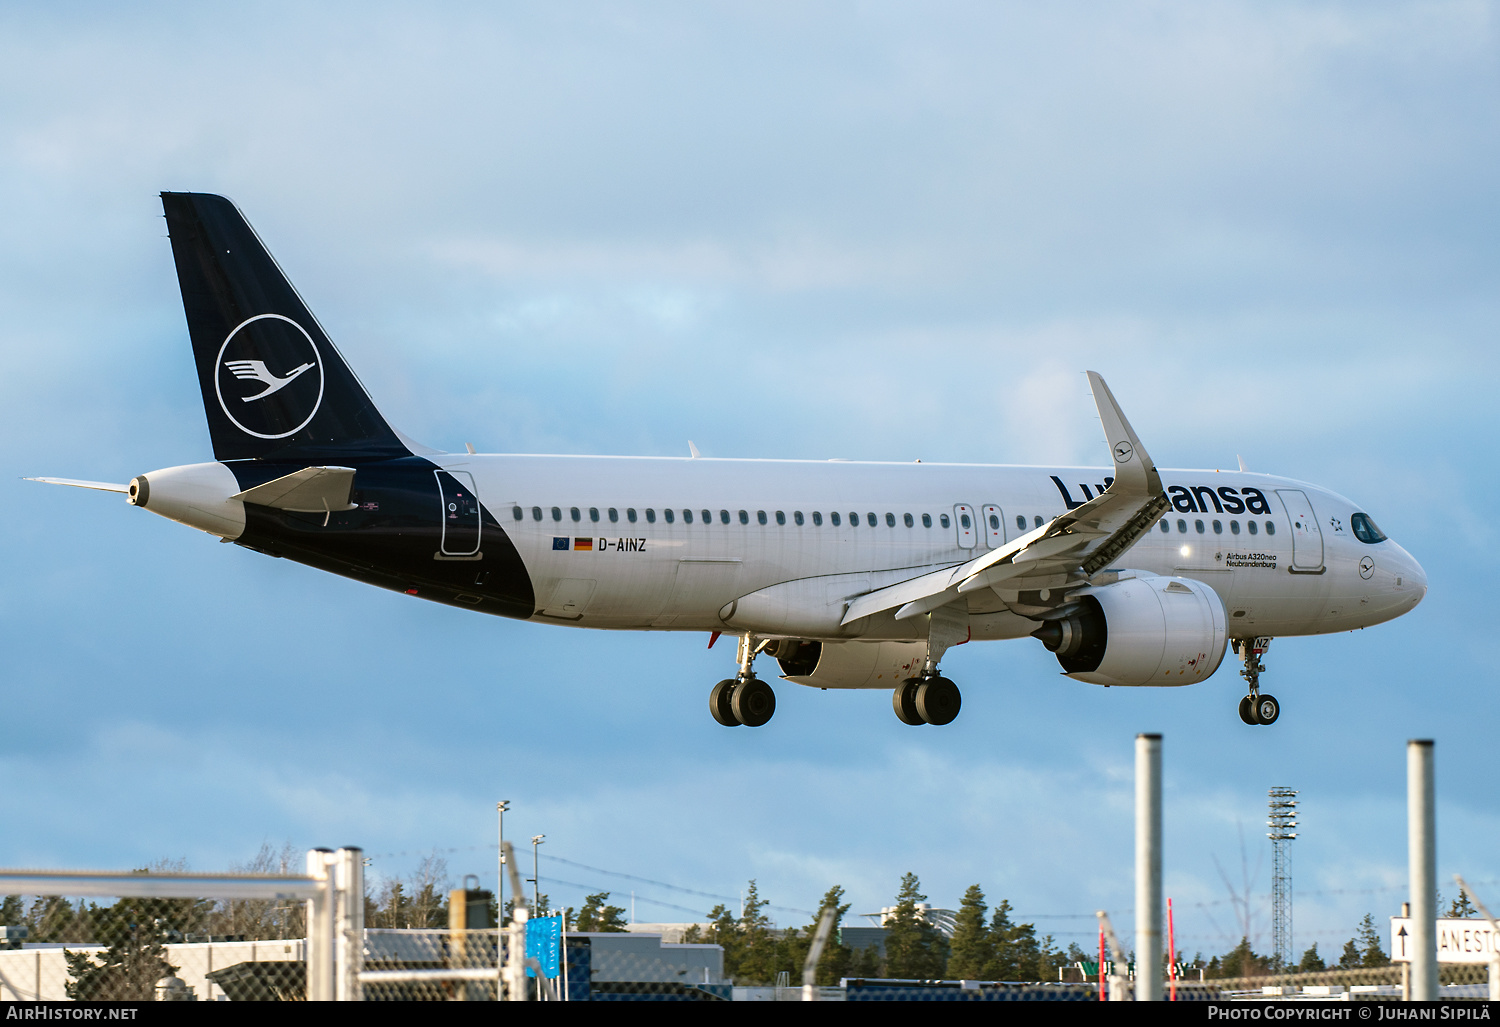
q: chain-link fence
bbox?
[1171,962,1496,1001]
[0,848,361,1001]
[4,846,1493,1002]
[0,863,332,1001]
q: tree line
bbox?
[1194,893,1479,980]
[682,873,1073,986]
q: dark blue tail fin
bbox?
[162,192,409,462]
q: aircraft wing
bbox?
[841,371,1168,625]
[232,465,358,512]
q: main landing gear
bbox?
[893,675,961,726]
[1235,637,1280,726]
[892,602,967,726]
[709,635,777,727]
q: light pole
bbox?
[497,801,510,924]
[531,835,545,913]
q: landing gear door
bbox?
[981,504,1006,547]
[437,470,482,556]
[954,504,977,549]
[1275,489,1323,572]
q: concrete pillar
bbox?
[1136,733,1163,1001]
[1408,740,1436,1001]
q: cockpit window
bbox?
[1351,512,1387,544]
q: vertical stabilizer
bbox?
[161,192,409,462]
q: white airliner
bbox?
[31,193,1427,728]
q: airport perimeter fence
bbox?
[0,849,359,1001]
[4,844,1495,1002]
[0,846,736,1003]
[1169,963,1495,1002]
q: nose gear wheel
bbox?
[1234,637,1279,727]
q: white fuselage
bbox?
[434,454,1427,641]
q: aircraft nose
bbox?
[1396,544,1427,606]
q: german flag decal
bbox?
[573,537,594,551]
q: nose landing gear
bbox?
[1235,637,1279,726]
[708,635,777,727]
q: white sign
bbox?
[1389,917,1500,964]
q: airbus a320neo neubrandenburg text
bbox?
[32,193,1427,728]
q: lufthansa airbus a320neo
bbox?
[32,193,1428,728]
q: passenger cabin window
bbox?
[886,512,896,527]
[532,507,543,521]
[1019,515,1028,531]
[627,508,638,523]
[1230,520,1241,535]
[940,514,950,529]
[551,507,562,522]
[1265,521,1276,535]
[646,509,657,523]
[757,510,768,525]
[794,511,804,526]
[1159,519,1169,533]
[1351,513,1387,544]
[1195,519,1205,534]
[1034,516,1044,528]
[1212,519,1223,534]
[960,513,971,529]
[590,507,600,522]
[776,511,786,525]
[701,509,711,524]
[849,512,859,526]
[513,506,523,520]
[570,507,581,522]
[1177,519,1188,533]
[1248,520,1258,535]
[663,509,673,523]
[609,507,619,522]
[922,513,932,528]
[866,512,877,527]
[683,509,693,524]
[904,513,914,527]
[721,510,731,524]
[739,510,749,525]
[831,512,842,526]
[812,511,823,526]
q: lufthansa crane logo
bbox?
[214,313,324,439]
[1113,441,1134,463]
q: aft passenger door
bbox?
[1276,489,1324,573]
[437,470,481,557]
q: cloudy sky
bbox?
[2,1,1497,960]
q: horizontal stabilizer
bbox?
[232,466,357,512]
[25,477,128,493]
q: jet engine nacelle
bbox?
[766,638,927,690]
[128,462,246,539]
[1030,573,1227,687]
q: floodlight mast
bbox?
[1268,787,1299,970]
